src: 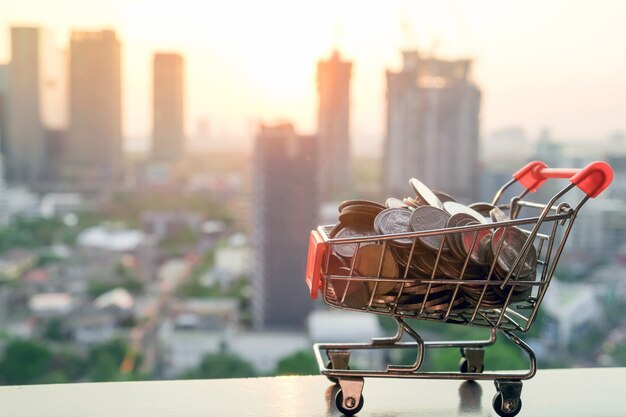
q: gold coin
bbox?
[354,244,399,295]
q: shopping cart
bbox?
[305,161,614,416]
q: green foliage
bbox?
[88,352,120,382]
[181,352,256,379]
[176,249,218,298]
[43,318,66,341]
[275,350,318,376]
[87,264,144,298]
[36,370,70,384]
[0,216,86,254]
[0,340,52,384]
[88,339,127,366]
[50,350,86,381]
[161,226,199,250]
[87,339,131,382]
[427,340,527,372]
[611,341,626,365]
[36,253,64,267]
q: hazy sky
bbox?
[1,0,625,153]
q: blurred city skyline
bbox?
[1,0,626,155]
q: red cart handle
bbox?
[513,160,614,198]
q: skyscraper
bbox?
[384,50,481,202]
[0,64,8,159]
[67,30,122,185]
[6,27,44,186]
[251,123,318,329]
[152,53,185,162]
[317,50,352,200]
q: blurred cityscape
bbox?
[0,22,625,386]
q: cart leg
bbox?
[326,350,351,384]
[372,317,404,345]
[387,317,425,372]
[335,377,365,416]
[459,347,485,375]
[492,380,523,417]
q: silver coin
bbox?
[460,223,492,266]
[443,201,487,224]
[468,202,496,216]
[385,197,408,209]
[490,207,509,222]
[374,208,414,246]
[409,178,444,209]
[491,227,537,277]
[433,190,456,203]
[333,225,377,259]
[409,206,450,251]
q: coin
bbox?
[402,197,420,209]
[329,267,371,309]
[374,208,414,246]
[443,201,487,224]
[338,199,386,213]
[338,204,383,226]
[460,222,492,266]
[490,207,509,223]
[409,178,444,208]
[409,206,451,251]
[491,227,537,277]
[329,222,343,238]
[333,225,377,259]
[385,197,408,209]
[445,213,477,262]
[354,244,399,295]
[433,190,456,203]
[326,251,348,273]
[468,202,496,216]
[493,284,532,303]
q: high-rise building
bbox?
[0,153,8,225]
[152,53,185,162]
[0,64,8,159]
[251,123,319,329]
[317,50,352,200]
[67,30,122,185]
[384,50,481,201]
[4,27,65,188]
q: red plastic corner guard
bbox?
[513,160,614,198]
[513,161,548,192]
[305,230,327,300]
[570,161,614,198]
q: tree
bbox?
[0,340,52,385]
[43,318,66,341]
[428,341,528,372]
[181,352,256,379]
[275,351,319,376]
[87,339,129,382]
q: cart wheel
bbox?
[325,360,350,384]
[492,392,522,417]
[326,360,338,384]
[335,388,364,416]
[459,357,484,374]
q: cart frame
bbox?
[305,161,613,416]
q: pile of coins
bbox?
[325,178,538,314]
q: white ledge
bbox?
[0,368,624,417]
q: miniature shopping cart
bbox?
[305,161,614,416]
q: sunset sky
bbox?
[1,0,625,154]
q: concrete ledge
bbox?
[0,368,624,416]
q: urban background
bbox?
[0,1,625,385]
